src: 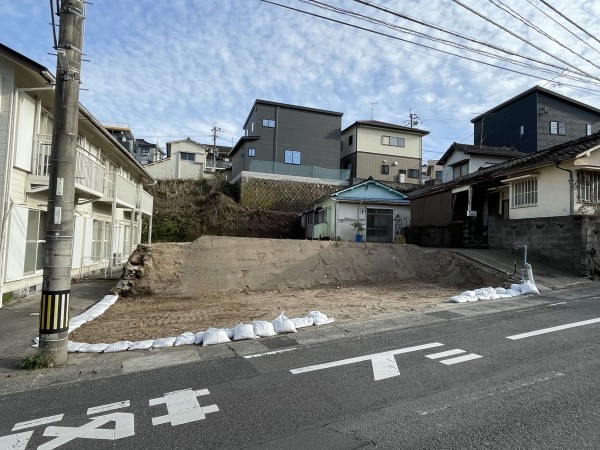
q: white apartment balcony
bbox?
[27,135,106,197]
[137,187,154,216]
[102,171,138,209]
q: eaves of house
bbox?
[437,142,524,166]
[471,85,600,123]
[342,120,429,136]
[411,131,600,200]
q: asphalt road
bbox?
[1,286,599,449]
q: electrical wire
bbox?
[262,0,600,95]
[538,0,600,49]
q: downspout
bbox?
[555,160,574,215]
[0,85,54,305]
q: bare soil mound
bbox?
[70,238,511,344]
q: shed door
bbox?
[366,208,393,243]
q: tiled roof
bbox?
[411,131,600,199]
[437,142,523,165]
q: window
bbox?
[408,168,420,178]
[92,220,111,262]
[550,121,566,135]
[520,125,525,138]
[435,170,443,180]
[24,210,46,276]
[251,122,254,133]
[587,124,592,136]
[512,178,537,207]
[382,135,405,147]
[381,164,390,175]
[315,209,327,224]
[452,162,469,179]
[348,135,353,146]
[141,148,149,155]
[248,148,256,157]
[262,119,275,128]
[284,149,301,165]
[577,170,600,203]
[180,152,195,161]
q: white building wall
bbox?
[349,127,422,159]
[508,165,571,219]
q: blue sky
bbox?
[2,0,600,162]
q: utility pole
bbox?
[39,0,85,364]
[211,124,223,171]
[407,109,420,128]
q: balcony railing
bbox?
[104,172,137,208]
[31,135,105,196]
[205,160,232,170]
[248,160,350,181]
[138,188,154,215]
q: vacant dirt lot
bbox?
[70,238,511,344]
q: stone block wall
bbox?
[488,215,600,273]
[239,176,343,212]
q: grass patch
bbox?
[19,351,55,370]
[2,291,13,305]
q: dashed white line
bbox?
[507,318,600,340]
[87,401,130,415]
[244,348,298,358]
[425,349,465,359]
[439,353,482,365]
[12,415,64,431]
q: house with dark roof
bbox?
[408,131,600,274]
[437,142,524,183]
[301,178,410,242]
[228,99,347,184]
[472,85,600,154]
[340,120,429,188]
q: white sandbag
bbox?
[476,295,491,301]
[194,331,205,345]
[174,332,196,346]
[489,293,501,300]
[506,289,521,297]
[467,296,479,302]
[292,317,314,328]
[78,343,109,353]
[308,311,335,326]
[104,341,131,353]
[519,280,540,295]
[224,328,235,339]
[510,284,522,293]
[460,290,477,297]
[129,339,154,351]
[203,328,231,346]
[495,287,507,294]
[272,312,297,333]
[497,293,513,298]
[67,341,86,352]
[474,288,488,296]
[252,321,276,337]
[152,337,176,348]
[447,295,469,303]
[233,323,257,341]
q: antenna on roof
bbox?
[370,101,377,120]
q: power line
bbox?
[451,0,600,82]
[538,0,600,50]
[261,0,600,95]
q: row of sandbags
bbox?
[34,310,335,353]
[446,280,540,303]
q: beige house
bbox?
[341,120,429,187]
[0,44,154,306]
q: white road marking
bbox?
[507,317,600,340]
[290,342,444,381]
[12,414,64,431]
[150,388,219,426]
[439,353,482,365]
[40,412,134,449]
[425,349,465,359]
[87,400,130,415]
[546,302,567,307]
[0,431,33,449]
[244,348,297,358]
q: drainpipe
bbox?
[0,86,55,306]
[555,160,574,215]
